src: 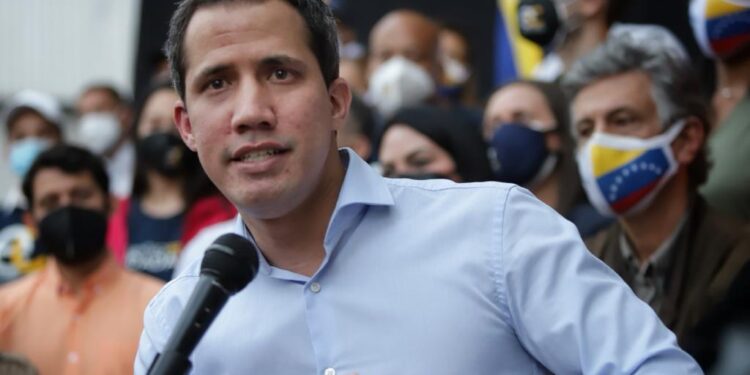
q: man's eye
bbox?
[272,69,289,81]
[208,79,225,90]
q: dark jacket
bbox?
[586,198,750,344]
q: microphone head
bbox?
[200,233,260,294]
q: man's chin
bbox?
[233,189,299,222]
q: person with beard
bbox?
[483,80,610,236]
[108,80,235,281]
[0,145,163,375]
[378,105,493,182]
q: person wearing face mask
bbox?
[0,144,163,375]
[437,25,479,108]
[366,10,442,121]
[563,33,750,346]
[0,90,65,283]
[1,90,64,229]
[74,84,135,200]
[483,80,610,236]
[107,80,235,280]
[517,0,689,82]
[378,105,493,182]
[690,0,750,220]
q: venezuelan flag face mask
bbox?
[576,121,685,217]
[689,0,750,60]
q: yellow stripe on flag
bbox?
[499,0,544,78]
[705,0,746,18]
[591,146,644,177]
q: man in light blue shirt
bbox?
[135,0,701,373]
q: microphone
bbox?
[148,233,260,375]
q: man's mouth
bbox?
[235,149,288,162]
[230,143,292,163]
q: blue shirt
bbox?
[125,200,184,281]
[135,149,700,374]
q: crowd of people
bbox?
[1,0,749,374]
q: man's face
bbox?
[367,12,439,80]
[483,83,557,140]
[30,168,108,223]
[572,70,663,145]
[7,110,61,144]
[77,89,118,115]
[175,0,350,219]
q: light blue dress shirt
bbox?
[135,149,701,375]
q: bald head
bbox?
[368,10,440,80]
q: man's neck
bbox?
[620,173,690,264]
[55,251,108,293]
[242,147,346,277]
[557,20,608,72]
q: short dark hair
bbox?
[22,145,110,208]
[80,83,124,105]
[165,0,339,101]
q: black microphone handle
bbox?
[148,275,231,375]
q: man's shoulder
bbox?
[583,222,620,258]
[383,178,515,199]
[0,272,41,302]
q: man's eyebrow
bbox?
[259,55,305,68]
[194,64,230,83]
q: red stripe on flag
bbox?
[711,34,750,56]
[611,179,661,214]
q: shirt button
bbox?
[309,282,321,293]
[68,351,79,363]
[323,368,336,375]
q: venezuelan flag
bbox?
[590,146,672,215]
[494,0,543,85]
[701,0,750,57]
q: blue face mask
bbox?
[9,137,52,177]
[488,123,557,186]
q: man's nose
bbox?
[230,78,276,133]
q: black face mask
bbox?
[517,0,561,48]
[137,132,192,177]
[37,206,108,266]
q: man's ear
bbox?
[174,100,197,151]
[329,78,352,132]
[673,117,705,166]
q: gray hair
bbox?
[562,32,711,187]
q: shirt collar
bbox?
[322,148,394,252]
[331,148,394,213]
[234,148,394,276]
[620,213,688,276]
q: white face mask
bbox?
[576,121,685,217]
[367,55,435,119]
[442,56,470,86]
[76,112,122,155]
